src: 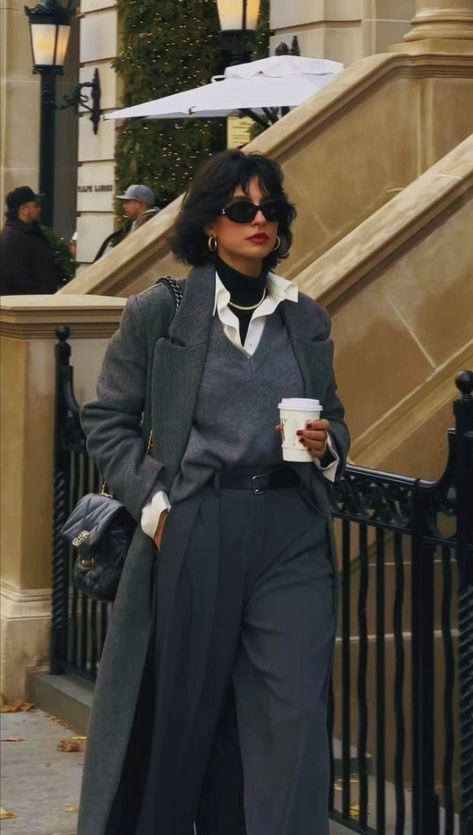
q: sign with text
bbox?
[226,116,254,149]
[78,185,113,193]
[77,161,115,213]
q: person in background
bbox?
[69,230,78,261]
[93,184,159,261]
[0,186,62,295]
[116,184,159,231]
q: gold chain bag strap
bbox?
[60,278,183,601]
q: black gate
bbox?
[50,326,473,834]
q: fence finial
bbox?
[455,370,473,398]
[56,324,70,343]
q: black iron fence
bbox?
[51,326,473,835]
[51,326,107,682]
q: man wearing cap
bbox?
[0,186,62,295]
[93,184,159,261]
[117,184,159,231]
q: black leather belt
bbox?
[214,466,299,495]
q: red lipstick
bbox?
[248,234,269,243]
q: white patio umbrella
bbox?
[106,55,343,125]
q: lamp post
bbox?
[216,0,261,65]
[24,0,73,228]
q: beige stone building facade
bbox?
[2,0,419,265]
[271,0,416,63]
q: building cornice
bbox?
[0,294,125,339]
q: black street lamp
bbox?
[216,0,262,66]
[24,0,73,227]
[24,0,101,228]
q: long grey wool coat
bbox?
[77,263,350,834]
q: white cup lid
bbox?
[278,398,322,411]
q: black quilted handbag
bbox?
[60,277,184,602]
[61,493,137,602]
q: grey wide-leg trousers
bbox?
[135,481,336,835]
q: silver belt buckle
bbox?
[252,473,270,495]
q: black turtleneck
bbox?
[215,255,268,345]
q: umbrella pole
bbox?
[239,108,272,128]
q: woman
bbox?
[78,149,350,835]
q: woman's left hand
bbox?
[296,419,331,460]
[153,509,169,551]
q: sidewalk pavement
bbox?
[1,707,83,835]
[1,706,350,835]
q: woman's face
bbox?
[207,177,279,276]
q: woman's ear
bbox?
[204,224,214,237]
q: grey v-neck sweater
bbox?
[170,308,304,502]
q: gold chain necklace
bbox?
[228,289,267,312]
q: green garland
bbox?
[114,0,269,213]
[40,225,76,284]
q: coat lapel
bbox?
[151,264,215,488]
[167,262,216,347]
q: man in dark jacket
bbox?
[0,186,62,295]
[94,184,159,261]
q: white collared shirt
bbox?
[141,271,339,539]
[213,270,298,356]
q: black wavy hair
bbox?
[169,149,296,272]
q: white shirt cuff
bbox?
[141,490,171,539]
[313,434,339,483]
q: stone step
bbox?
[26,669,93,735]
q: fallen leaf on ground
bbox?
[2,734,24,742]
[58,736,87,752]
[64,804,80,813]
[51,715,75,730]
[0,699,35,713]
[0,807,16,820]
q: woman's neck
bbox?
[216,255,267,307]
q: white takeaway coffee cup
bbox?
[278,398,323,462]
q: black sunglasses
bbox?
[221,197,290,224]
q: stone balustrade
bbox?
[0,295,124,699]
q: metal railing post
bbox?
[411,480,439,835]
[454,371,473,835]
[50,325,72,674]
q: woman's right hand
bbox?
[153,509,169,551]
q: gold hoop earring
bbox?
[208,235,217,253]
[273,235,281,252]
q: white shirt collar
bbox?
[213,269,298,316]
